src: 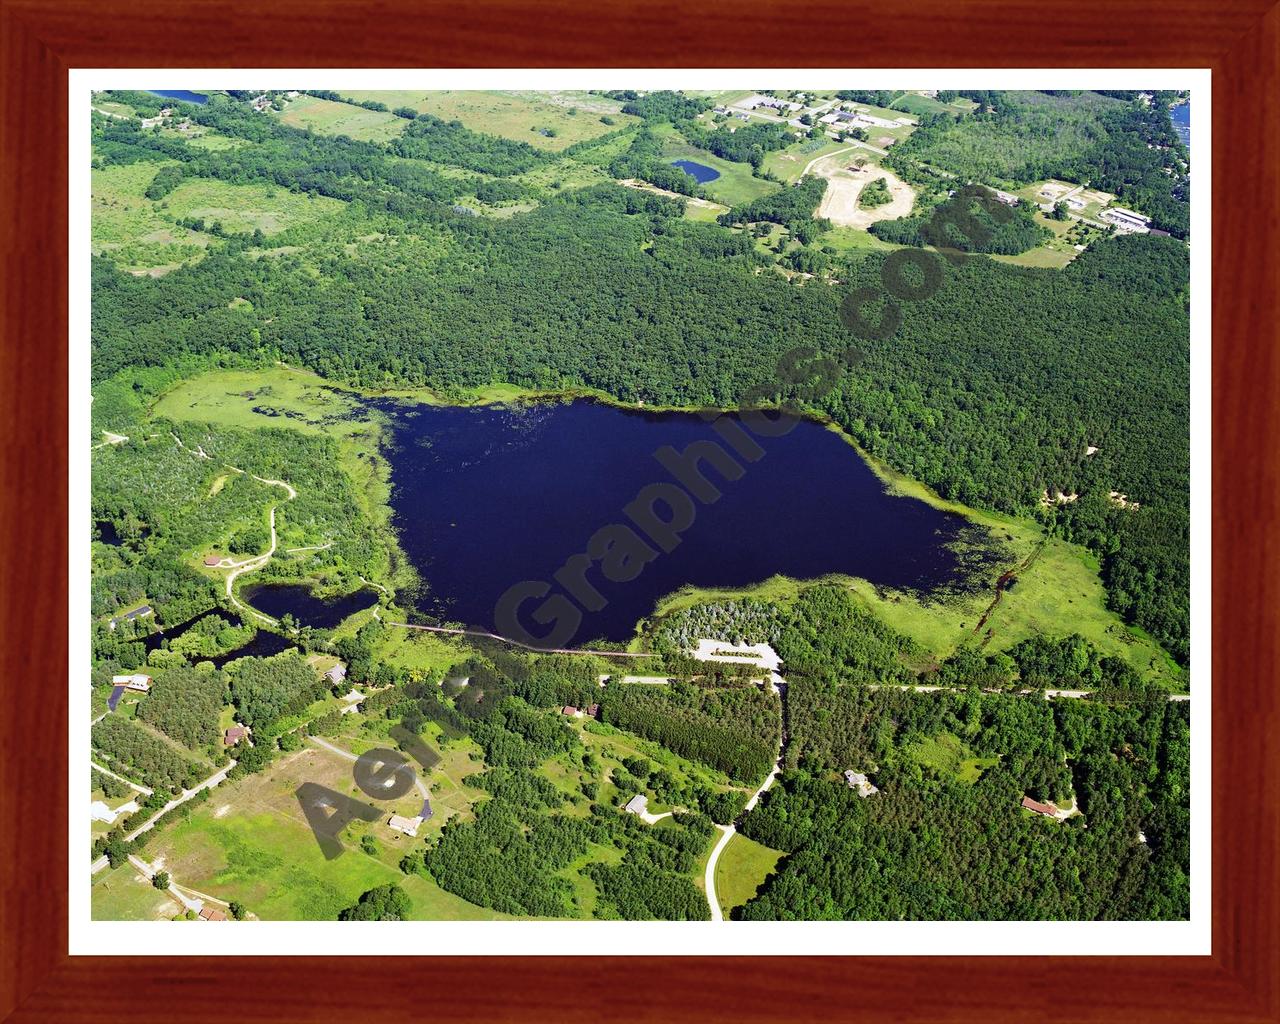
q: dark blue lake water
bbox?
[148,90,209,105]
[1171,100,1190,146]
[242,583,377,630]
[672,159,721,183]
[376,399,989,648]
[141,611,297,666]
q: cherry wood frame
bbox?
[2,1,1276,1020]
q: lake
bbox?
[1171,100,1190,146]
[242,583,377,630]
[376,398,991,648]
[148,90,209,105]
[671,159,721,184]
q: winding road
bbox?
[703,679,788,922]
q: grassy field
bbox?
[92,862,183,921]
[162,178,346,237]
[91,161,209,271]
[274,95,407,143]
[906,732,999,783]
[339,90,639,152]
[715,832,784,915]
[762,137,848,184]
[92,163,345,271]
[653,125,780,208]
[144,746,505,920]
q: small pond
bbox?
[671,159,721,183]
[241,583,377,630]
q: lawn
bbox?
[141,746,504,920]
[762,137,848,184]
[274,94,408,143]
[92,862,183,921]
[339,90,639,152]
[715,832,784,915]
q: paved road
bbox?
[91,760,237,874]
[91,760,153,795]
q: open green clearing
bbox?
[146,747,506,920]
[92,863,184,921]
[906,732,1000,783]
[715,833,784,915]
[274,94,408,142]
[340,89,639,151]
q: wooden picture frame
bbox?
[2,1,1275,1019]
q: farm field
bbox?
[340,89,639,151]
[274,94,408,142]
[715,833,784,916]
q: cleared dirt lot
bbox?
[812,151,915,229]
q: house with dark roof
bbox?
[224,725,249,746]
[108,605,153,630]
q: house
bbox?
[843,770,879,798]
[991,189,1020,207]
[199,907,228,921]
[90,800,116,823]
[623,794,649,817]
[561,705,580,717]
[388,814,421,837]
[112,673,152,692]
[325,663,348,685]
[224,725,248,746]
[108,605,153,630]
[1021,796,1058,817]
[584,704,600,719]
[203,555,221,567]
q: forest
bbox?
[737,676,1189,920]
[599,682,780,783]
[869,184,1052,254]
[717,176,829,242]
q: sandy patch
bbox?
[811,152,915,229]
[214,804,231,819]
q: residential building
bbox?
[623,794,649,817]
[112,673,152,692]
[1021,796,1058,817]
[108,605,153,630]
[388,814,421,837]
[843,770,879,798]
